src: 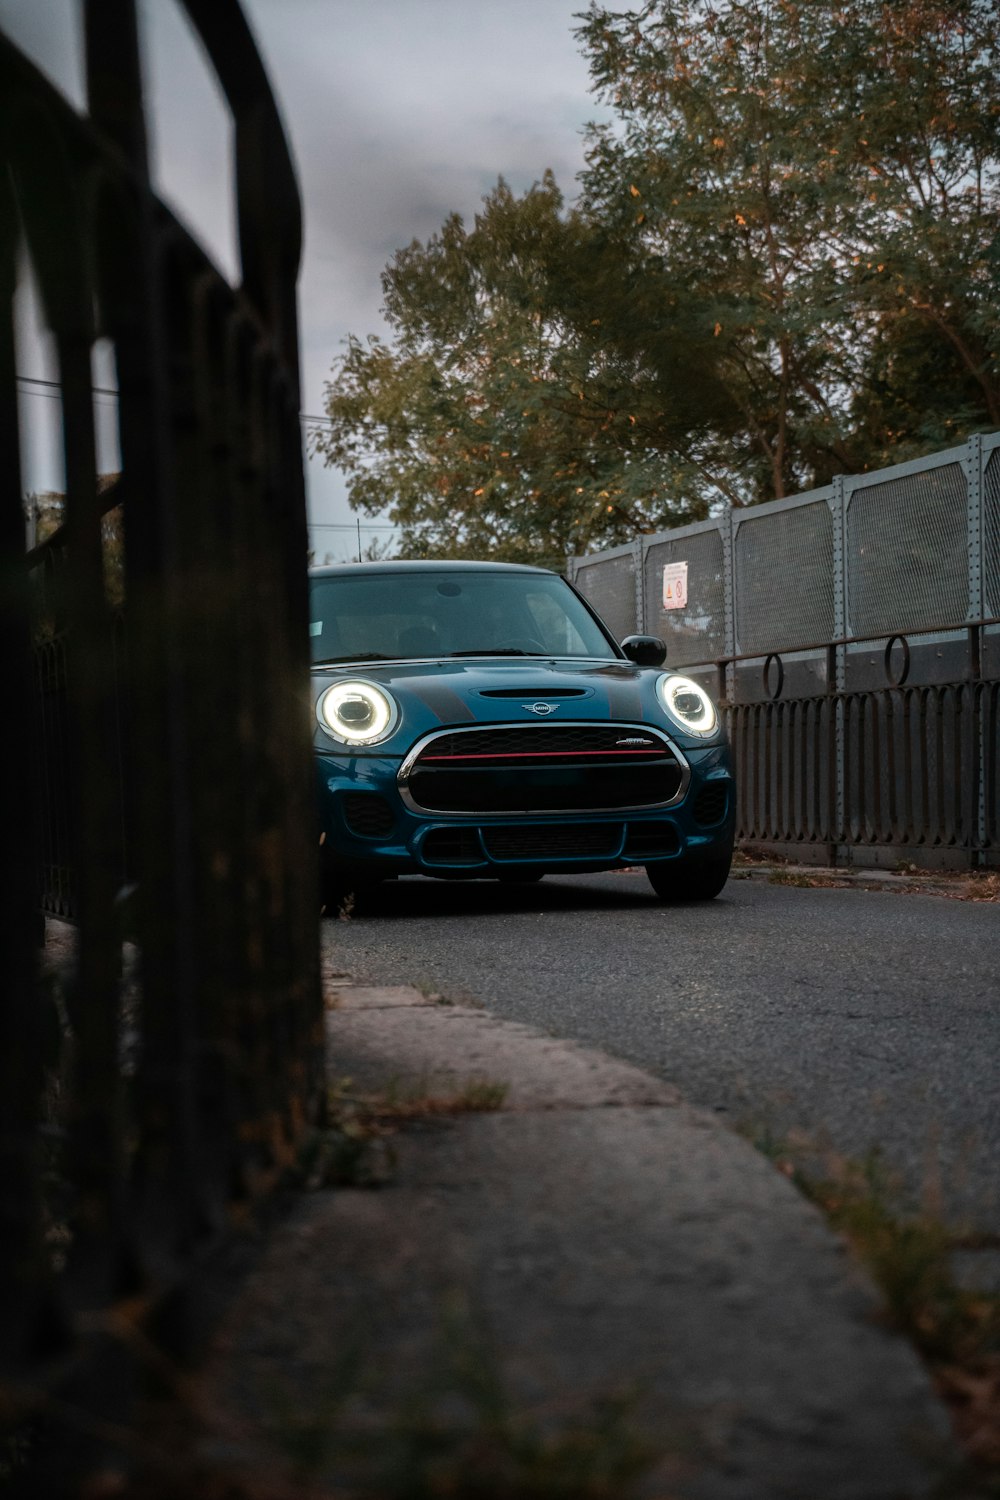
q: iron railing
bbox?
[569,433,1000,868]
[1,0,323,1459]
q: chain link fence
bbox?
[569,432,1000,868]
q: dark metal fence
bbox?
[569,433,1000,868]
[1,0,323,1450]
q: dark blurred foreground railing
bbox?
[1,0,323,1470]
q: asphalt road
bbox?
[323,871,1000,1230]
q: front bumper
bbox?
[316,740,735,879]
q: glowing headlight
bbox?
[656,674,718,736]
[317,681,398,745]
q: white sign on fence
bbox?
[662,561,688,610]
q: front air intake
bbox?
[343,793,395,838]
[693,783,729,827]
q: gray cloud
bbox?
[2,0,609,548]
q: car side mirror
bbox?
[620,634,666,667]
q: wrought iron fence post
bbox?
[722,511,736,709]
[0,162,66,1362]
[830,476,847,863]
[965,433,986,859]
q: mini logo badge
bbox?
[524,702,557,715]
[617,736,653,746]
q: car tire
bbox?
[645,852,732,902]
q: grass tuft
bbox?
[343,1074,509,1122]
[767,870,817,888]
[265,1293,666,1500]
[747,1130,1000,1485]
[300,1077,510,1191]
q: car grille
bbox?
[402,723,685,815]
[622,823,681,859]
[420,820,682,866]
[422,827,482,864]
[483,823,622,861]
[423,725,652,756]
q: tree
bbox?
[318,0,1000,561]
[578,0,1000,494]
[314,174,736,568]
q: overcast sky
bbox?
[4,0,610,559]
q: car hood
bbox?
[311,655,700,753]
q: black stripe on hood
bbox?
[605,676,644,722]
[407,681,476,723]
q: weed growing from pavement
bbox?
[965,872,1000,903]
[296,1106,397,1189]
[746,1129,1000,1485]
[264,1292,667,1500]
[344,1074,509,1122]
[409,978,466,1006]
[299,1077,509,1190]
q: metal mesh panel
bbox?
[644,527,726,667]
[985,449,1000,619]
[573,552,637,640]
[845,463,968,636]
[734,502,834,654]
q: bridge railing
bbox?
[1,0,323,1429]
[569,432,1000,868]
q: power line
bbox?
[18,379,367,530]
[17,374,118,400]
[17,375,336,429]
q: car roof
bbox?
[308,559,559,580]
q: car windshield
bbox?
[309,570,615,665]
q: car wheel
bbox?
[645,852,732,902]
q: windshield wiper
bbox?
[449,648,545,657]
[313,652,399,665]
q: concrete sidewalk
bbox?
[198,981,955,1499]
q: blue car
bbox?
[310,560,734,905]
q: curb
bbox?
[197,982,955,1499]
[730,861,995,897]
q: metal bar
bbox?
[0,174,64,1362]
[58,322,128,1298]
[181,0,303,388]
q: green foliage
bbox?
[315,175,723,568]
[317,0,1000,561]
[579,0,1000,497]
